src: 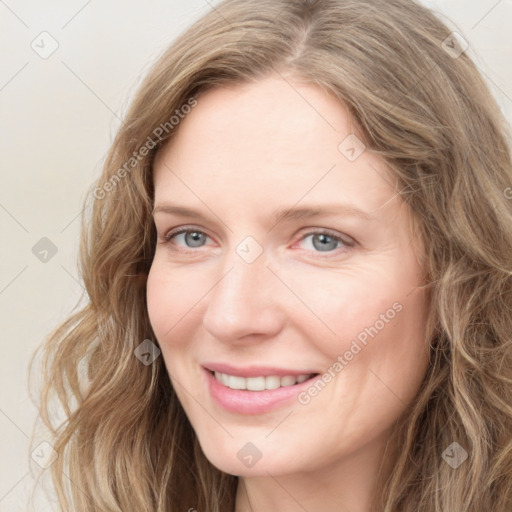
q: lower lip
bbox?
[203,367,319,415]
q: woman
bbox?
[31,0,512,510]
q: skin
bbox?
[147,73,430,512]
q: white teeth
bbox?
[280,375,296,387]
[213,371,313,390]
[246,376,265,391]
[228,375,246,390]
[265,376,281,390]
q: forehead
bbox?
[152,74,399,219]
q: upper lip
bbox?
[203,362,318,378]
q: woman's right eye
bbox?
[163,228,212,250]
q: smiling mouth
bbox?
[210,370,319,391]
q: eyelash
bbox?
[160,226,356,256]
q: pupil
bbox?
[313,234,336,252]
[186,231,205,247]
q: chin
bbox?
[196,435,296,477]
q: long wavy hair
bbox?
[29,0,512,510]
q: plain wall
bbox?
[0,0,510,510]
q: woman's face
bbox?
[147,74,430,477]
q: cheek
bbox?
[286,256,428,378]
[146,259,203,343]
[146,261,190,352]
[277,264,404,351]
[317,280,429,412]
[146,265,171,338]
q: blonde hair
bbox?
[30,0,512,510]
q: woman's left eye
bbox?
[295,231,352,253]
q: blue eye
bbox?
[165,229,209,248]
[298,232,347,252]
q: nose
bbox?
[202,250,286,344]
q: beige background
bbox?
[0,0,511,510]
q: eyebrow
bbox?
[152,203,376,226]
